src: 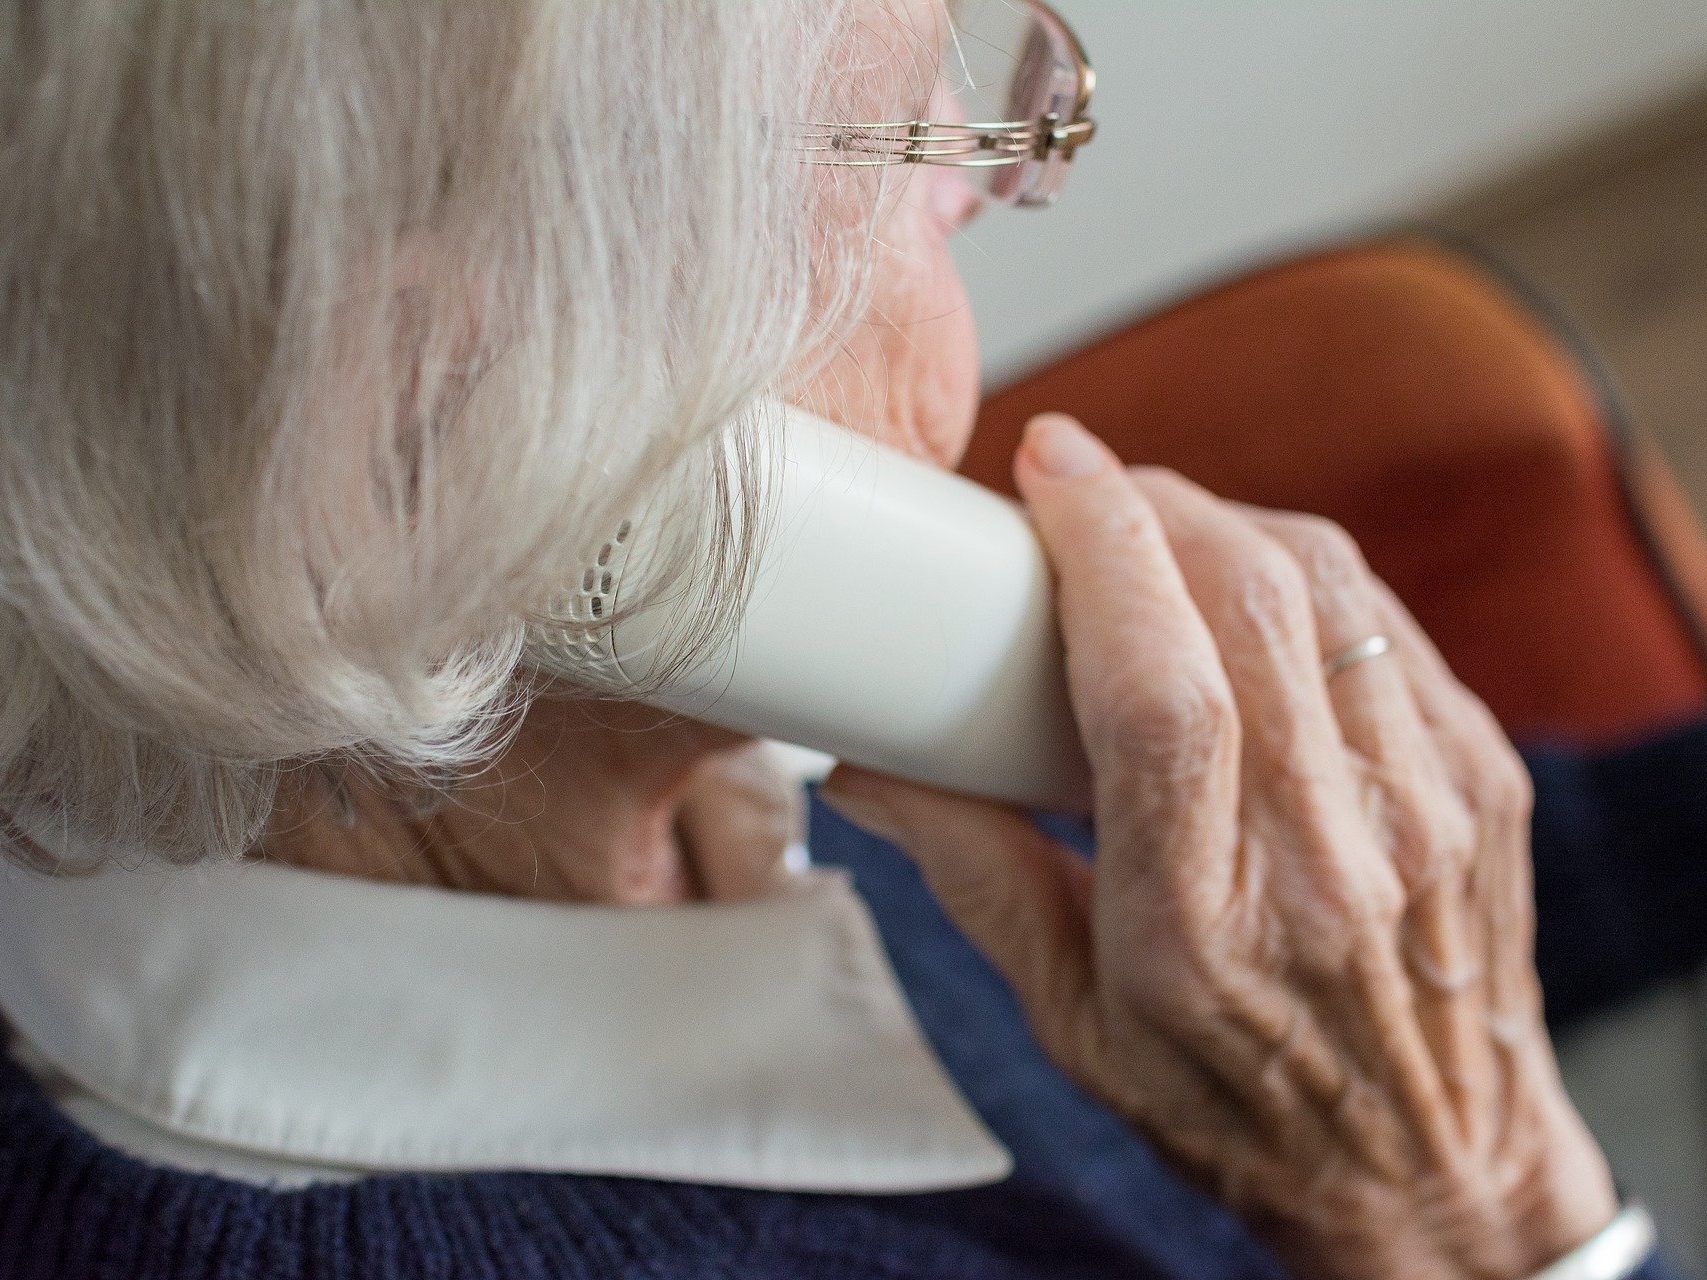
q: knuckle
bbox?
[1475,740,1534,822]
[1095,667,1235,761]
[1234,539,1314,632]
[1297,841,1407,959]
[1283,515,1367,584]
[1093,498,1162,556]
[1389,781,1477,884]
[1065,475,1162,561]
[1347,859,1408,933]
[1429,797,1479,877]
[1272,510,1358,558]
[1263,516,1385,636]
[1433,688,1534,820]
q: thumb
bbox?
[820,765,1097,1053]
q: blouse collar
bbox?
[0,854,1010,1191]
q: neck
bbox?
[260,694,796,904]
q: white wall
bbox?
[959,1,1707,384]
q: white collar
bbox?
[0,855,1010,1192]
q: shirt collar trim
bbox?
[0,858,1011,1192]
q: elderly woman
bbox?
[0,2,1677,1278]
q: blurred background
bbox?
[953,1,1707,1265]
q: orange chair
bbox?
[963,235,1707,747]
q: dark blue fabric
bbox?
[1529,718,1707,1026]
[1,748,1699,1278]
[0,799,1273,1280]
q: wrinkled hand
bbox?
[823,415,1617,1280]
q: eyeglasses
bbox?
[798,0,1096,208]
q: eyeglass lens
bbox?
[946,0,1083,205]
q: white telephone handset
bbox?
[529,404,1092,812]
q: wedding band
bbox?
[1323,634,1392,680]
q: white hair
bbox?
[0,1,927,869]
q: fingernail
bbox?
[1023,413,1106,478]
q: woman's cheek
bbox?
[797,177,983,469]
[887,224,981,468]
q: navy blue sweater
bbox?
[4,725,1705,1279]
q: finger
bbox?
[1014,430,1371,1146]
[1241,513,1471,879]
[1129,472,1462,1164]
[1013,422,1357,1136]
[1371,581,1547,1065]
[1012,415,1241,892]
[1363,578,1530,963]
[1124,472,1380,915]
[675,743,801,900]
[818,764,1099,1060]
[1330,575,1540,1153]
[1246,509,1494,1138]
[1239,510,1450,870]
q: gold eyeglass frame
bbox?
[796,0,1096,207]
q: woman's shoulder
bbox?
[0,1046,1139,1280]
